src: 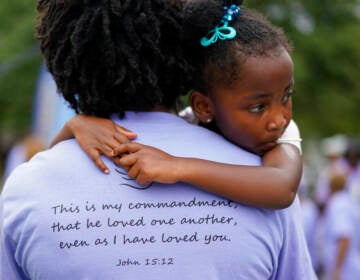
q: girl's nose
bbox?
[267,113,287,131]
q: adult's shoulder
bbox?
[184,124,261,166]
[114,112,261,166]
[2,139,91,195]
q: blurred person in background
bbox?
[315,135,349,208]
[3,134,45,182]
[321,172,360,280]
[344,139,360,201]
[2,61,72,183]
[32,62,75,146]
[298,171,320,273]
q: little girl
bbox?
[52,0,302,209]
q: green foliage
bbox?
[0,56,42,133]
[0,0,40,137]
[0,1,37,60]
[293,22,360,139]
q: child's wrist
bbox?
[175,157,192,183]
[67,115,78,130]
[68,115,84,134]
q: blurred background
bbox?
[0,0,359,277]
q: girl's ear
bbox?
[189,90,214,124]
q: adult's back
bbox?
[2,111,314,279]
[1,0,315,278]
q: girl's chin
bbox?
[249,142,277,156]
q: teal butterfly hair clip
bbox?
[200,4,241,47]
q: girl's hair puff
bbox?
[183,0,292,94]
[36,0,191,117]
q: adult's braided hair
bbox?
[183,0,292,94]
[36,0,191,117]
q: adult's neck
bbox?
[123,104,177,116]
[152,104,174,113]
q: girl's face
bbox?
[209,47,294,155]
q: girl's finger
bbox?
[88,149,110,174]
[96,136,128,156]
[127,163,140,179]
[136,173,152,186]
[113,133,130,145]
[114,142,143,155]
[116,126,137,139]
[118,153,138,167]
[101,144,116,158]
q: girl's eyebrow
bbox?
[245,92,271,100]
[245,79,294,100]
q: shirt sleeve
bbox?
[277,119,302,154]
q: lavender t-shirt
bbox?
[1,112,316,279]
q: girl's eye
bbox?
[248,104,265,113]
[282,91,294,104]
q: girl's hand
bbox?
[66,115,137,173]
[114,143,181,186]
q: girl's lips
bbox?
[262,141,277,151]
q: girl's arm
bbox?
[50,114,137,173]
[116,141,302,209]
[57,115,302,209]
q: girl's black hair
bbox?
[36,0,191,117]
[183,0,292,94]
